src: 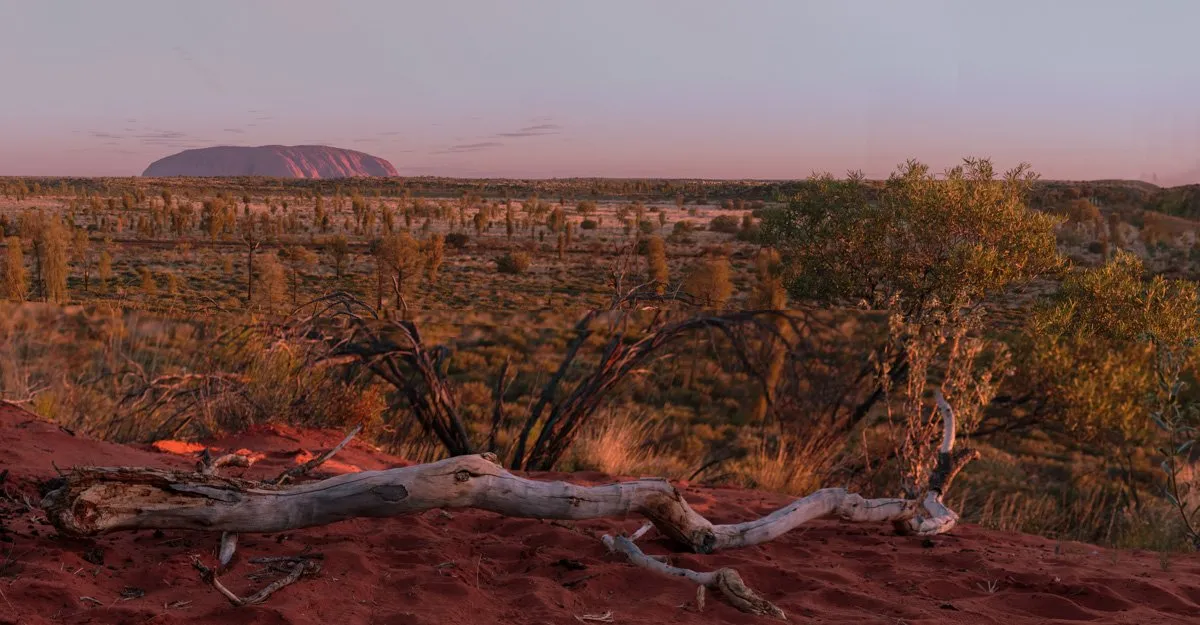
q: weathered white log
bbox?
[41,453,961,554]
[602,533,785,619]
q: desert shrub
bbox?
[683,255,733,309]
[709,214,741,233]
[1,237,27,301]
[672,220,695,235]
[444,232,470,249]
[376,232,424,312]
[637,220,656,235]
[736,224,762,243]
[423,234,445,283]
[495,251,532,274]
[580,219,598,230]
[253,253,287,312]
[644,236,668,291]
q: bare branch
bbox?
[602,534,785,619]
[271,424,363,486]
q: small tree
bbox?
[72,228,92,293]
[423,234,445,284]
[328,234,350,280]
[376,232,424,314]
[239,214,262,305]
[280,246,318,304]
[683,255,733,310]
[41,217,69,303]
[97,248,112,294]
[1,237,27,301]
[139,266,157,298]
[254,253,287,313]
[644,236,668,292]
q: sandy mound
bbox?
[3,402,1200,624]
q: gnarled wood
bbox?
[41,452,961,552]
[602,533,786,619]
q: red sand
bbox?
[3,403,1200,624]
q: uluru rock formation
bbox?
[142,145,399,178]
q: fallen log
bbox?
[40,451,962,553]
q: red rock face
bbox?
[142,145,399,178]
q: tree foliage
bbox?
[763,158,1062,319]
[1021,252,1200,448]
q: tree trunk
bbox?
[246,246,254,304]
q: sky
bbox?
[1,0,1199,182]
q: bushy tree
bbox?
[97,248,112,294]
[423,234,445,283]
[1019,251,1200,505]
[683,255,733,310]
[763,158,1062,320]
[376,232,424,313]
[761,159,1063,488]
[644,236,668,292]
[1,237,27,301]
[254,253,287,313]
[280,246,318,304]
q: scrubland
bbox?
[3,165,1200,552]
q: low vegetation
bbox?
[3,162,1200,551]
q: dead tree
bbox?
[41,398,975,618]
[291,289,802,471]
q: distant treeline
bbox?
[4,175,1200,218]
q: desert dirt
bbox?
[3,403,1200,624]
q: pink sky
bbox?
[1,1,1198,182]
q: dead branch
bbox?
[602,534,785,619]
[198,451,257,476]
[291,292,473,456]
[192,555,319,606]
[42,416,963,548]
[270,424,363,485]
[292,292,805,472]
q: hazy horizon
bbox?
[2,0,1199,183]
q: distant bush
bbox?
[672,220,695,235]
[638,220,656,235]
[736,226,762,243]
[580,219,599,230]
[445,232,470,249]
[709,215,741,234]
[751,206,785,221]
[495,251,532,274]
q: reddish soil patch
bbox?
[3,402,1200,624]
